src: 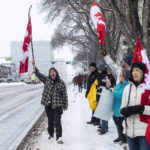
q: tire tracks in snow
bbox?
[0,89,42,122]
[0,85,43,101]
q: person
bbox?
[110,71,129,144]
[77,74,83,93]
[32,60,68,144]
[121,55,133,80]
[120,62,150,150]
[85,62,98,124]
[96,63,109,134]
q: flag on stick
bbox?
[90,1,106,45]
[132,37,150,145]
[19,7,32,75]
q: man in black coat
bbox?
[85,62,99,124]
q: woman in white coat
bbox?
[120,62,150,150]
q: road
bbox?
[0,84,44,150]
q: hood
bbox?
[49,67,60,82]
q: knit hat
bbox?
[123,56,133,66]
[98,63,106,71]
[89,62,96,68]
[130,62,145,83]
[130,62,146,74]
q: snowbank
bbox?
[0,82,26,87]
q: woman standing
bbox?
[120,62,150,150]
[32,60,68,144]
[111,71,129,144]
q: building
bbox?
[0,64,11,78]
[11,41,54,76]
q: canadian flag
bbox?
[90,1,106,45]
[132,37,150,145]
[19,17,32,75]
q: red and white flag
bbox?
[19,16,32,75]
[90,1,106,45]
[132,37,150,145]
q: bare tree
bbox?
[39,0,150,73]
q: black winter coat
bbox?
[85,69,98,98]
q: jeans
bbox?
[127,136,150,150]
[78,85,82,92]
[101,120,108,131]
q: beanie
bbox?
[123,56,133,66]
[130,62,146,74]
[98,63,106,71]
[89,62,96,68]
[130,62,145,83]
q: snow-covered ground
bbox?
[0,84,44,150]
[31,85,122,150]
[0,82,26,87]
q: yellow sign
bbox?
[5,57,11,61]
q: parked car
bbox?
[6,76,15,82]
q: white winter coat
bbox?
[121,83,150,138]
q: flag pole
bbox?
[28,5,35,62]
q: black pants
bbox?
[45,104,63,140]
[113,115,127,143]
[91,111,100,123]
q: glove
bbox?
[100,46,107,56]
[120,105,145,118]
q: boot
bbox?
[86,121,94,124]
[113,126,121,143]
[93,122,100,126]
[48,135,54,140]
[122,143,128,150]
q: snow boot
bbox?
[57,137,63,144]
[122,143,128,150]
[86,121,93,124]
[99,129,108,135]
[48,135,54,140]
[93,122,100,126]
[113,126,121,143]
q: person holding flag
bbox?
[32,60,68,144]
[120,38,150,150]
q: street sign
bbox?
[52,61,57,64]
[66,61,72,64]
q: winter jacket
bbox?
[77,76,83,86]
[121,83,150,138]
[113,81,129,117]
[34,67,68,110]
[85,69,98,97]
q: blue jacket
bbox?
[113,81,129,117]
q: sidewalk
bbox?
[26,85,122,150]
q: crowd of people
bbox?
[31,54,150,149]
[73,73,88,93]
[84,55,150,150]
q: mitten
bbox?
[100,46,107,56]
[120,105,144,118]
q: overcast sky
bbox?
[0,0,55,57]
